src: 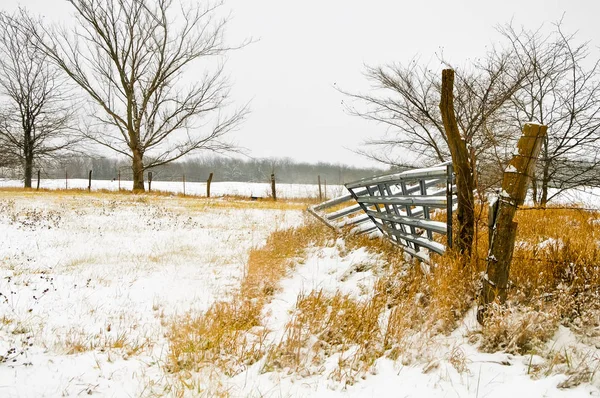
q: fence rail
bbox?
[309,162,456,262]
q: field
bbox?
[1,187,600,397]
[0,179,347,200]
[0,190,304,396]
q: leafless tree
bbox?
[25,0,248,191]
[342,61,447,168]
[342,49,525,190]
[0,11,78,188]
[499,22,600,206]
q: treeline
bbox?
[0,156,388,185]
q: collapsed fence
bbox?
[309,162,457,262]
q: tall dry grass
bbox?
[262,205,600,385]
[480,207,600,357]
[167,203,600,391]
[166,221,334,376]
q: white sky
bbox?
[3,0,599,167]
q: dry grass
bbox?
[263,289,386,385]
[477,207,600,355]
[257,205,600,386]
[166,221,333,377]
[20,185,589,391]
[58,326,152,358]
[258,232,480,384]
[0,187,316,210]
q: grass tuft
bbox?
[167,221,333,376]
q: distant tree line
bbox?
[0,155,387,185]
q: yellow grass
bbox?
[259,205,600,384]
[0,187,313,211]
[7,186,596,387]
[166,221,334,377]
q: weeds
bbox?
[167,221,333,377]
[258,206,599,389]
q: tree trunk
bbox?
[22,129,33,188]
[132,148,145,191]
[24,154,33,188]
[439,69,475,256]
[540,161,550,207]
[531,172,539,206]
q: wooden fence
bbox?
[309,162,456,262]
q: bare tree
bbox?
[25,0,248,191]
[0,11,78,188]
[342,61,448,168]
[342,51,524,184]
[499,21,600,206]
[342,49,527,254]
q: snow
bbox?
[544,186,600,208]
[220,243,598,398]
[0,178,346,199]
[1,188,599,397]
[261,239,380,345]
[0,192,303,396]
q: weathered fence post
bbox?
[148,171,153,192]
[182,174,186,197]
[318,175,322,201]
[36,170,41,190]
[271,173,277,201]
[88,170,92,191]
[118,171,121,191]
[207,172,213,198]
[65,170,68,190]
[440,69,475,255]
[477,123,547,324]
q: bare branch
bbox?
[22,0,248,191]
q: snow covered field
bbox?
[0,179,347,199]
[0,191,303,396]
[1,189,599,397]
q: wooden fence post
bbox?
[88,170,92,191]
[318,175,322,201]
[477,123,547,324]
[271,173,277,201]
[148,171,153,192]
[118,171,121,191]
[183,174,186,196]
[36,170,41,190]
[440,69,475,255]
[65,170,68,190]
[207,172,213,198]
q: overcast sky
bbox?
[3,0,599,168]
